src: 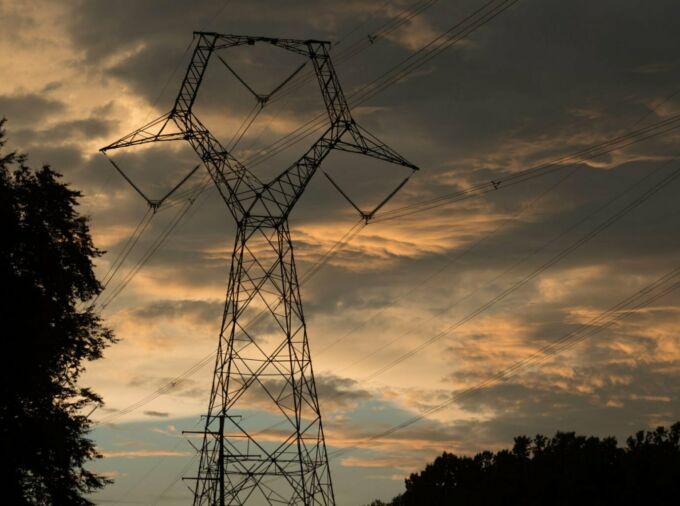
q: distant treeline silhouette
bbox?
[367,422,680,505]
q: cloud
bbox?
[11,118,118,149]
[101,449,191,458]
[131,299,223,324]
[209,373,372,416]
[143,410,169,418]
[0,92,65,125]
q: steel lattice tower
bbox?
[101,33,418,505]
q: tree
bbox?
[368,422,680,505]
[0,119,116,505]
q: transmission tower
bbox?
[101,32,418,505]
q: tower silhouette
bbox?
[101,32,417,505]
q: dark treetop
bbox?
[0,119,115,505]
[369,422,680,506]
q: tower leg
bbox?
[191,220,335,505]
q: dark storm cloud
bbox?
[364,0,680,158]
[12,118,117,146]
[58,0,680,184]
[21,144,84,171]
[448,161,680,272]
[45,117,117,139]
[315,374,373,408]
[0,92,66,126]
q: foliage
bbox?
[0,119,115,505]
[369,422,680,505]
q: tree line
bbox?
[368,422,680,505]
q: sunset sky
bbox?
[2,0,680,504]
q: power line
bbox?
[362,161,680,381]
[98,194,198,310]
[92,209,154,304]
[94,219,365,425]
[260,0,441,108]
[113,417,203,503]
[373,112,680,221]
[316,165,580,357]
[315,117,680,359]
[332,157,676,378]
[328,264,680,459]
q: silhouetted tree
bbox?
[0,119,115,505]
[367,422,680,505]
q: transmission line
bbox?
[332,157,676,377]
[310,111,680,356]
[94,111,680,432]
[88,208,154,309]
[262,0,441,108]
[316,166,580,357]
[362,162,680,381]
[94,219,365,425]
[98,195,198,310]
[327,264,680,458]
[374,112,680,221]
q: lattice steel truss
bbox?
[101,32,418,505]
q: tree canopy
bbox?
[369,422,680,506]
[0,119,115,505]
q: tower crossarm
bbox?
[99,113,186,152]
[334,123,419,170]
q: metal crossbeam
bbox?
[100,32,418,506]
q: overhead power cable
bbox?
[91,208,153,307]
[362,162,680,382]
[96,109,680,420]
[330,157,675,376]
[262,0,442,107]
[374,112,680,221]
[94,219,365,425]
[113,417,203,503]
[316,165,580,358]
[327,263,680,459]
[97,184,203,311]
[99,120,680,421]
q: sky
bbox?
[2,0,680,504]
